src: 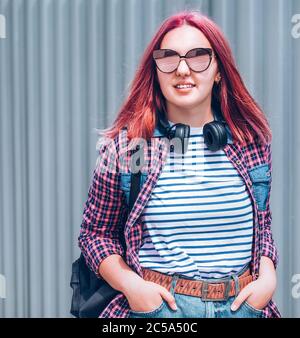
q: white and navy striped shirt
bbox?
[139,123,253,279]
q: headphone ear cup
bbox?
[172,124,190,154]
[203,121,228,151]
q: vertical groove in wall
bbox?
[12,0,25,318]
[0,0,299,318]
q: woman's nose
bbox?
[176,59,191,76]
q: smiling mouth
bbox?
[174,84,196,89]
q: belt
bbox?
[141,268,253,301]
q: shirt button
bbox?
[236,160,241,165]
[266,171,271,177]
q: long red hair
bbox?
[100,10,272,145]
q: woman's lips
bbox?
[174,84,196,92]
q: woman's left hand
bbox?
[230,275,276,311]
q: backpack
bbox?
[70,171,142,318]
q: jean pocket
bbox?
[243,301,264,317]
[248,163,271,211]
[129,300,166,317]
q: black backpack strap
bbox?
[129,171,141,212]
[119,171,141,253]
[128,143,142,212]
[119,143,142,252]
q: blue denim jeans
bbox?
[128,264,263,318]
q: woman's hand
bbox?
[230,276,276,311]
[231,259,277,311]
[123,279,178,313]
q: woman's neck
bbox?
[166,101,214,128]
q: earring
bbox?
[215,74,221,84]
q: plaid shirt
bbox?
[78,119,281,318]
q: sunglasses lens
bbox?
[153,48,212,73]
[153,50,179,73]
[186,49,211,72]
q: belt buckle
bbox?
[201,279,231,301]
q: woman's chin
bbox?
[169,97,206,109]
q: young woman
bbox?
[78,10,280,318]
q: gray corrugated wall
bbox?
[0,0,299,318]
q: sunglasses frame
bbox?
[152,47,214,73]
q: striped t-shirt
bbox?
[139,123,254,279]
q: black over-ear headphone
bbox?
[156,110,228,154]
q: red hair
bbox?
[100,10,272,145]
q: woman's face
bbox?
[156,25,219,113]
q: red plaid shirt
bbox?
[78,124,281,318]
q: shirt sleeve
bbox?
[78,140,127,280]
[260,142,279,269]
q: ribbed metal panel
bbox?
[0,0,299,317]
